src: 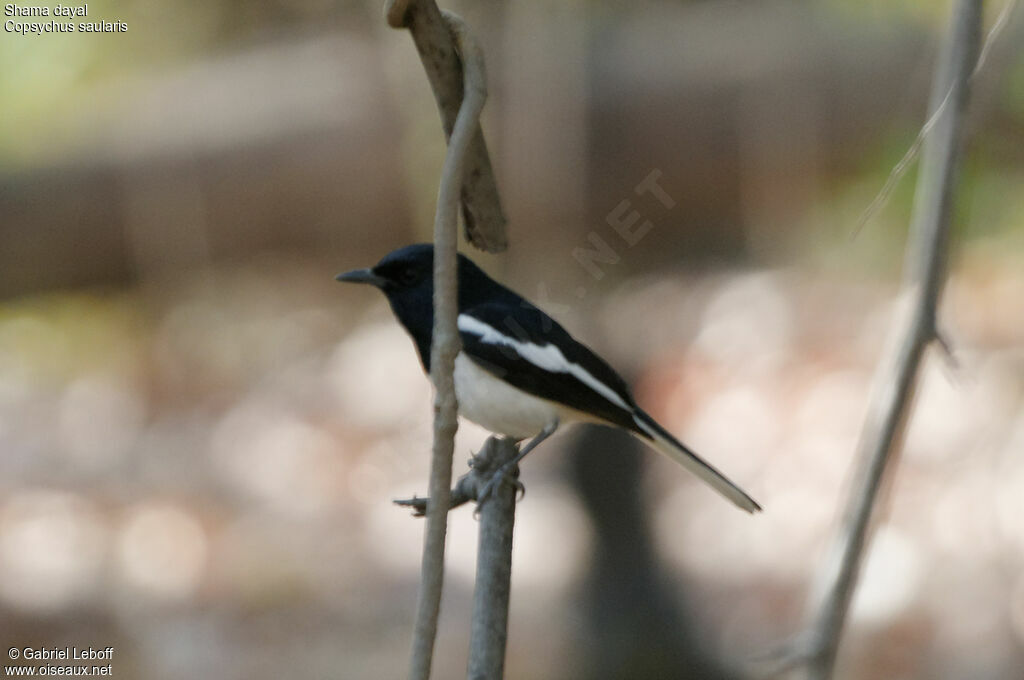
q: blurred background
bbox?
[2,0,1024,678]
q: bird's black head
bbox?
[336,243,514,302]
[336,243,435,294]
[336,243,516,369]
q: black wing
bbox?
[458,302,640,432]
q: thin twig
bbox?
[384,0,508,253]
[788,2,983,679]
[405,11,489,680]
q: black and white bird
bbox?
[336,244,760,513]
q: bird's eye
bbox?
[399,267,418,285]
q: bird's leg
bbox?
[476,419,558,507]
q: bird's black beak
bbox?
[335,268,387,288]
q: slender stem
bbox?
[406,11,489,680]
[802,2,983,679]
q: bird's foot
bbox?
[395,439,524,518]
[475,462,524,508]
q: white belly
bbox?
[453,353,572,439]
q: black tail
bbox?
[632,409,761,513]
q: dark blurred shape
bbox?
[567,425,739,680]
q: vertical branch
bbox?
[796,2,983,679]
[401,9,491,680]
[466,437,519,680]
[385,1,513,677]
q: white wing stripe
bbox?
[458,314,631,411]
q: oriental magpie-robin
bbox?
[337,244,760,513]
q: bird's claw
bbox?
[475,463,521,508]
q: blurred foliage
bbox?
[1004,54,1024,115]
[0,0,366,163]
[0,291,144,384]
[0,0,1001,165]
[0,0,214,162]
[799,114,1024,281]
[823,0,965,29]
